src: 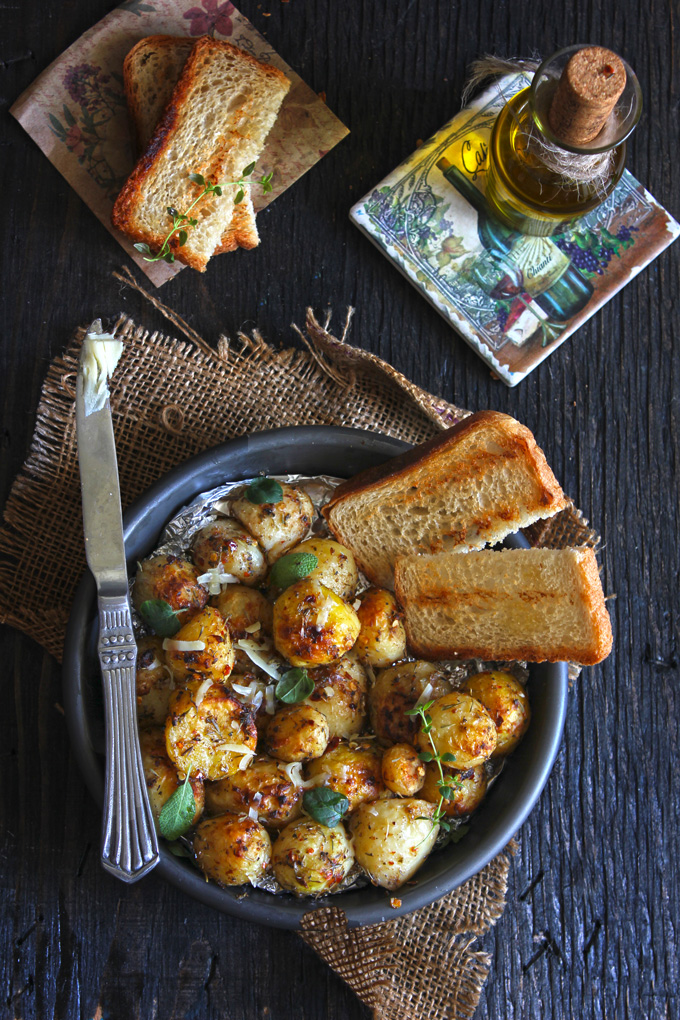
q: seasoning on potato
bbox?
[417,693,497,769]
[354,587,407,668]
[192,518,267,586]
[193,813,272,886]
[461,671,531,757]
[231,481,315,563]
[369,660,452,746]
[348,799,439,890]
[272,819,354,896]
[162,606,235,684]
[272,578,360,667]
[265,703,330,762]
[133,554,208,622]
[165,681,257,781]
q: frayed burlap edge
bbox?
[300,844,516,1020]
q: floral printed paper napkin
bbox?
[11,0,349,286]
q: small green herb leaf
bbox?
[275,667,314,704]
[440,752,457,763]
[138,599,181,637]
[167,206,179,218]
[133,242,151,254]
[189,172,205,186]
[269,552,318,591]
[164,252,175,263]
[213,185,222,197]
[242,162,256,177]
[234,189,244,204]
[418,751,435,762]
[303,786,349,827]
[158,774,196,841]
[178,230,188,247]
[246,477,284,504]
[439,786,458,801]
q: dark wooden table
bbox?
[2,2,678,1018]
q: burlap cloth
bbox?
[0,271,597,1018]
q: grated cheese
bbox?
[281,762,304,786]
[414,682,433,708]
[238,751,256,770]
[323,686,335,698]
[352,599,362,611]
[163,638,206,653]
[236,639,282,680]
[197,567,239,595]
[194,678,213,707]
[248,806,259,821]
[244,622,262,634]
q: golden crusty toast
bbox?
[113,37,289,270]
[394,547,613,665]
[322,411,568,588]
[123,35,260,253]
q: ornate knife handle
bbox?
[98,594,160,882]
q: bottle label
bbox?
[509,236,570,296]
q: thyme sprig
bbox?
[405,700,461,835]
[134,163,274,264]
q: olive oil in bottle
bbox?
[485,45,642,236]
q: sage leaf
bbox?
[246,477,284,504]
[159,774,196,841]
[269,552,318,591]
[138,599,181,637]
[275,668,314,704]
[303,787,349,827]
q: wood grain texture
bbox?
[1,1,678,1018]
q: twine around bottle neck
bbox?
[462,55,615,197]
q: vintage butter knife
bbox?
[76,320,159,882]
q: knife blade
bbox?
[76,319,159,882]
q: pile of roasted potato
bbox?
[132,480,531,896]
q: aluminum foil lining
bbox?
[134,473,529,898]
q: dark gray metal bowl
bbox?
[63,426,568,929]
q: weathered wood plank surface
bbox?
[1,1,678,1018]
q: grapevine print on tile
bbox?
[47,63,128,200]
[184,0,234,36]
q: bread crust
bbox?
[123,35,261,254]
[394,548,613,665]
[322,411,568,586]
[323,412,565,514]
[113,37,288,270]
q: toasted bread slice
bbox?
[322,411,568,588]
[113,37,289,270]
[123,35,260,253]
[394,547,613,665]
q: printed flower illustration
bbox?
[184,0,234,37]
[64,124,86,158]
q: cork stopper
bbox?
[548,46,626,146]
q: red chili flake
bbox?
[390,897,402,909]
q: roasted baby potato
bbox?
[265,704,329,762]
[232,482,315,563]
[133,554,208,621]
[348,799,438,890]
[369,660,453,746]
[272,819,354,896]
[135,636,174,727]
[165,680,257,781]
[304,654,368,739]
[304,742,386,811]
[204,755,303,829]
[418,693,497,769]
[273,579,360,667]
[381,742,425,797]
[284,537,358,600]
[354,588,407,669]
[140,728,204,826]
[193,813,271,886]
[215,585,273,639]
[461,671,531,758]
[192,518,267,586]
[163,606,234,683]
[421,763,487,817]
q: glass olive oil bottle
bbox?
[485,45,642,236]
